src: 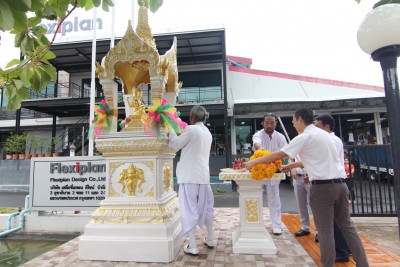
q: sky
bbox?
[0,0,386,87]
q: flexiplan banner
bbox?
[29,157,106,211]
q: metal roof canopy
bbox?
[233,97,387,118]
[50,29,226,73]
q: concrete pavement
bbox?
[1,182,400,258]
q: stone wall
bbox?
[0,160,30,192]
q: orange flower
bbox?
[250,150,282,180]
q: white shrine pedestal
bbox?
[219,171,284,255]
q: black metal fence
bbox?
[345,144,397,216]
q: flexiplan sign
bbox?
[29,157,106,211]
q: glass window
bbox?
[178,70,222,104]
[235,119,254,154]
[1,89,8,108]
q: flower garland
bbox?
[249,150,282,180]
[143,98,187,135]
[88,99,117,139]
[119,117,132,129]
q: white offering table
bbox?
[219,170,284,255]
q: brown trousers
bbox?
[310,183,369,267]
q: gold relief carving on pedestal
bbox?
[95,139,168,156]
[143,161,155,175]
[108,184,118,197]
[108,162,125,197]
[163,163,171,192]
[144,185,154,197]
[118,164,145,196]
[245,199,259,223]
[109,162,125,177]
[90,197,179,224]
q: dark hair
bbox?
[190,105,209,123]
[314,114,335,131]
[294,108,313,125]
[263,113,277,122]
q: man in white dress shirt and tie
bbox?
[252,113,288,235]
[168,105,216,256]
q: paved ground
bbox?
[2,182,400,264]
[21,208,317,267]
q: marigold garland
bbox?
[249,150,282,180]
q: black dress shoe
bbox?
[335,257,350,262]
[295,229,310,237]
[315,233,319,242]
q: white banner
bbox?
[29,156,106,211]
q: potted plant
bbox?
[36,135,47,157]
[31,135,39,157]
[25,134,37,159]
[3,138,14,159]
[45,139,52,157]
[51,136,61,157]
[17,133,27,159]
[5,133,19,160]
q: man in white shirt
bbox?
[314,114,351,263]
[252,113,288,235]
[246,108,368,267]
[168,105,216,256]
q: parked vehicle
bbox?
[350,145,393,183]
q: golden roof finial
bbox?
[136,1,157,50]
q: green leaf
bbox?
[42,5,57,20]
[102,0,114,11]
[49,0,70,19]
[84,1,94,10]
[38,67,51,89]
[6,0,32,12]
[18,87,30,100]
[31,0,46,11]
[28,16,42,27]
[0,1,15,31]
[20,66,34,86]
[20,34,34,53]
[7,97,22,111]
[11,11,28,32]
[77,0,89,7]
[92,0,101,7]
[5,85,17,99]
[12,79,24,90]
[40,50,56,64]
[40,64,57,81]
[6,59,21,69]
[30,68,41,92]
[14,32,26,47]
[148,0,163,13]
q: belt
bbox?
[311,178,346,185]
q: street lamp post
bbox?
[358,4,400,236]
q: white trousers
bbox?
[178,184,215,237]
[264,179,282,228]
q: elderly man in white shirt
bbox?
[168,105,216,256]
[246,108,368,267]
[252,113,288,235]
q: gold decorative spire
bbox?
[136,2,157,50]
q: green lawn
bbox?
[0,207,19,214]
